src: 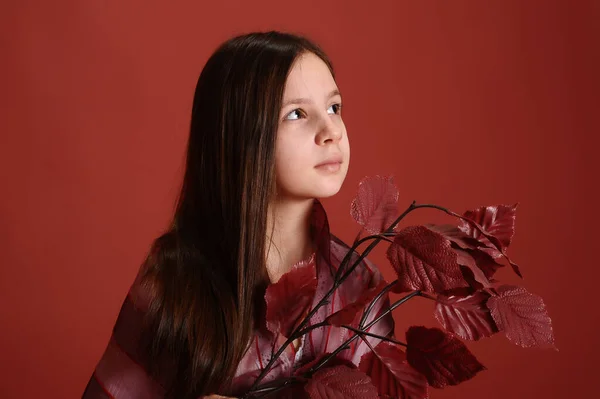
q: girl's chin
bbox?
[314,174,346,197]
[277,174,347,200]
[310,182,345,199]
[277,185,343,201]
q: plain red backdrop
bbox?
[1,0,598,398]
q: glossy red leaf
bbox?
[305,365,379,399]
[406,326,486,388]
[325,280,388,327]
[425,224,482,250]
[358,342,429,399]
[464,248,504,279]
[427,224,505,282]
[387,226,469,293]
[459,204,518,251]
[425,225,496,288]
[487,285,556,349]
[434,292,499,341]
[454,248,493,288]
[439,287,476,298]
[456,205,522,278]
[350,175,399,235]
[265,259,317,338]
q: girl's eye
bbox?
[284,109,304,121]
[327,103,342,115]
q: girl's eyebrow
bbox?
[282,89,342,108]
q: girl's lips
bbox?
[315,162,342,172]
[315,155,343,168]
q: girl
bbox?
[82,31,392,399]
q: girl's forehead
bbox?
[284,53,337,97]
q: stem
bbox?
[341,325,407,346]
[368,290,421,327]
[359,279,398,329]
[418,292,437,301]
[335,232,397,280]
[359,330,377,353]
[247,377,301,397]
[414,203,453,215]
[296,321,329,337]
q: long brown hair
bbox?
[138,32,334,397]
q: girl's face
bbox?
[274,52,350,201]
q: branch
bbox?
[359,279,398,329]
[341,324,407,346]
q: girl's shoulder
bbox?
[82,264,168,398]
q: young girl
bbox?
[82,31,392,399]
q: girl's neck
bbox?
[266,197,315,283]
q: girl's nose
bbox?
[315,117,342,145]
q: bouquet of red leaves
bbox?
[243,176,555,398]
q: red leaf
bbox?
[426,224,482,250]
[439,287,476,297]
[265,259,317,337]
[434,292,499,341]
[425,225,497,288]
[387,226,469,293]
[463,248,504,280]
[305,365,379,399]
[325,280,388,327]
[457,205,522,277]
[459,204,518,250]
[350,175,399,235]
[358,342,429,399]
[406,326,486,388]
[426,224,504,282]
[454,248,493,288]
[487,285,556,349]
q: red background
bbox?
[1,1,598,398]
